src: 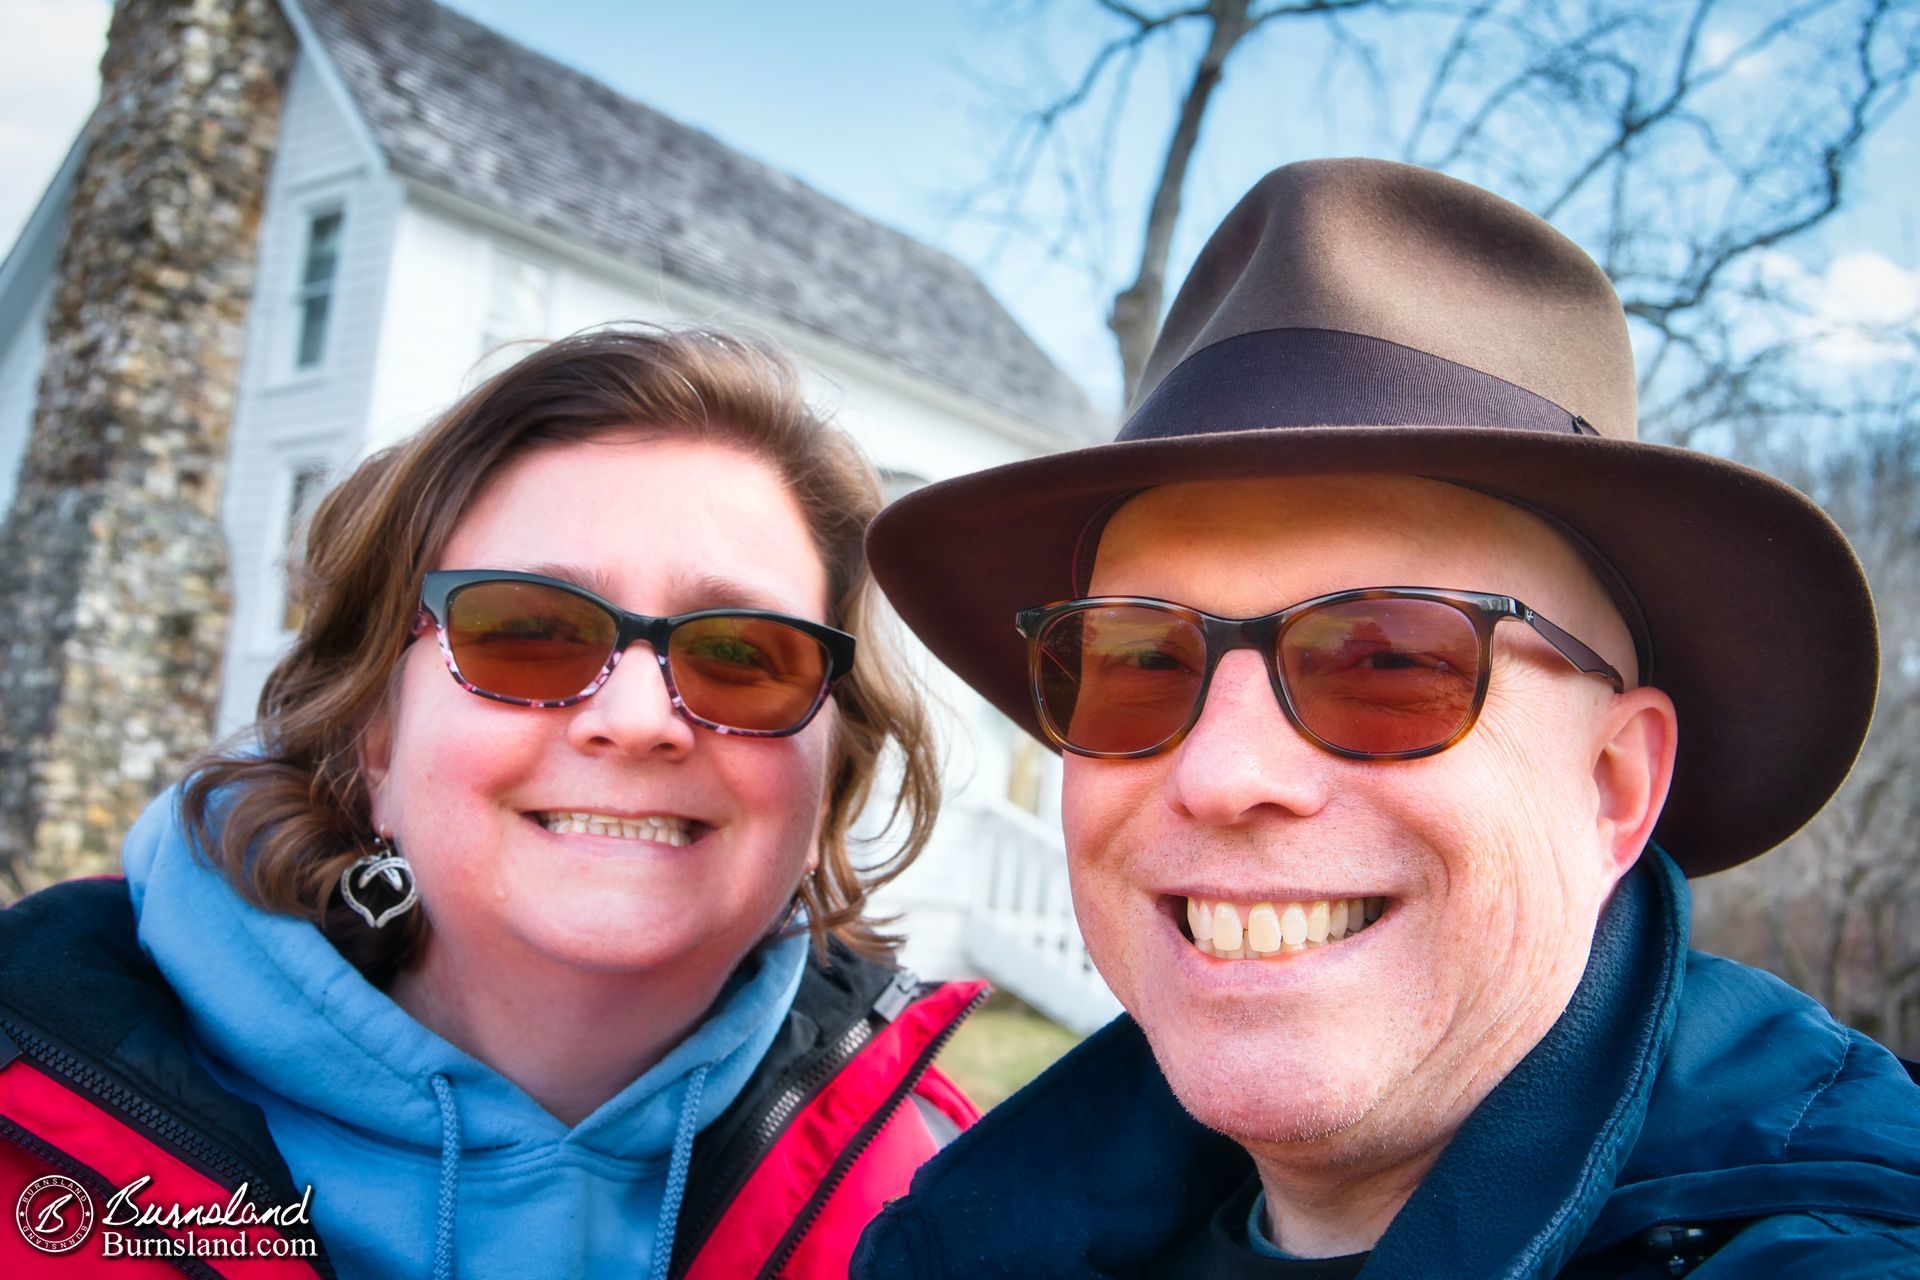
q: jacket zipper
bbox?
[0,1018,331,1271]
[671,1015,878,1273]
[753,983,988,1279]
[672,967,938,1264]
[0,1111,226,1279]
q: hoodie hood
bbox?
[122,787,807,1278]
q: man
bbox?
[853,159,1920,1277]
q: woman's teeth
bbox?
[1184,895,1383,959]
[540,812,693,846]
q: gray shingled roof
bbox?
[301,0,1101,443]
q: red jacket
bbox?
[0,878,983,1277]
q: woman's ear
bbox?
[809,703,843,879]
[1591,685,1679,883]
[359,706,397,837]
[807,807,825,879]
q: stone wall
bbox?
[0,0,294,893]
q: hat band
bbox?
[1081,328,1648,676]
[1121,328,1598,441]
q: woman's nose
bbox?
[565,643,699,757]
[1164,649,1330,825]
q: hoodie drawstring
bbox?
[427,1062,707,1280]
[430,1072,462,1280]
[648,1063,710,1280]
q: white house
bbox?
[0,0,1120,1030]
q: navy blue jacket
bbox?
[853,851,1920,1277]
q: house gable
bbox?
[296,0,1098,444]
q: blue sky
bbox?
[4,0,1915,412]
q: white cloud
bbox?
[1808,251,1920,366]
[1700,28,1773,79]
[0,0,111,256]
[1821,250,1920,326]
[1723,248,1919,368]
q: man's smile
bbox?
[1179,893,1386,959]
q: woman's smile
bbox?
[530,810,706,846]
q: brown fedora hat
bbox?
[868,158,1878,875]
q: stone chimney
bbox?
[0,0,295,893]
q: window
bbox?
[279,462,332,633]
[294,209,344,371]
[481,250,552,358]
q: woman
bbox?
[0,328,983,1279]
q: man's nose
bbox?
[565,642,699,758]
[1164,649,1330,824]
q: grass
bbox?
[936,992,1084,1111]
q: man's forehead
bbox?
[1089,475,1550,580]
[1086,473,1643,683]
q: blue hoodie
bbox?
[122,789,807,1280]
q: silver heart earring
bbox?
[340,833,419,929]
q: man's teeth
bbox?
[540,812,693,846]
[1184,895,1384,959]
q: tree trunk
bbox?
[1110,0,1252,406]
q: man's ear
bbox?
[1591,687,1679,882]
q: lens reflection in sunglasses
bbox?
[448,580,617,702]
[669,615,829,731]
[1035,599,1482,757]
[1280,599,1478,755]
[444,580,830,730]
[1039,606,1206,755]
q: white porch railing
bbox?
[962,801,1123,1035]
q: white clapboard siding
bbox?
[216,52,402,734]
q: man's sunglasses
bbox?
[417,570,855,736]
[1015,588,1624,761]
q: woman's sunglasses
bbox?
[1016,588,1624,761]
[417,570,855,736]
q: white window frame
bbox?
[263,455,335,646]
[288,199,346,378]
[476,244,553,374]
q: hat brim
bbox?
[867,426,1876,876]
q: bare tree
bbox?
[963,0,1399,401]
[1398,0,1920,447]
[1694,379,1920,1056]
[967,0,1919,411]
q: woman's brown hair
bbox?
[182,327,939,981]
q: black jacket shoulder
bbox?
[0,877,325,1262]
